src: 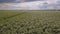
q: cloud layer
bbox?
[0,0,60,10]
[0,0,46,3]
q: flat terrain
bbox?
[0,10,60,34]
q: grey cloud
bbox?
[26,0,44,2]
[0,0,21,3]
[0,0,46,3]
[0,0,60,10]
[56,0,60,4]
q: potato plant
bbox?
[0,10,60,34]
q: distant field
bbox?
[0,10,60,34]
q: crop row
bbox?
[0,11,60,34]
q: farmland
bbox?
[0,10,60,34]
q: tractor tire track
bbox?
[0,12,25,21]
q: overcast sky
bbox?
[0,0,46,3]
[0,0,60,10]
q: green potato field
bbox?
[0,10,60,34]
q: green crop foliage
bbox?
[0,10,60,34]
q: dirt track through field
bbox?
[0,12,25,21]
